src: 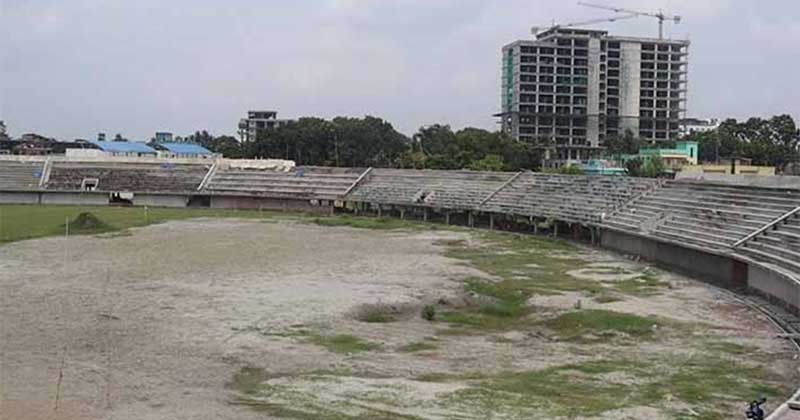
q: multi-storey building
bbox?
[237,110,292,142]
[499,27,689,165]
[680,117,720,136]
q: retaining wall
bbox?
[748,264,800,315]
[132,194,190,208]
[0,191,41,204]
[601,228,750,292]
[210,195,331,214]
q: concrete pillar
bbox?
[377,205,382,218]
[400,209,405,220]
[468,212,474,228]
[445,212,450,225]
[533,218,538,235]
[423,208,428,222]
[554,222,558,238]
[489,214,494,230]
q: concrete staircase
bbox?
[345,168,516,210]
[45,161,210,192]
[482,172,661,224]
[204,166,364,200]
[603,181,800,252]
[0,161,44,190]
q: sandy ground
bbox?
[0,218,796,420]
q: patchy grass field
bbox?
[0,208,796,419]
[0,204,291,244]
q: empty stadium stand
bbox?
[737,209,800,276]
[481,172,663,224]
[0,160,44,190]
[345,169,516,210]
[45,161,209,192]
[203,166,364,200]
[602,181,800,251]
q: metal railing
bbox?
[733,205,800,248]
[342,167,373,197]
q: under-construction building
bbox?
[499,27,689,164]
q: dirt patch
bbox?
[0,218,796,419]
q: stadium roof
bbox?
[90,140,156,154]
[158,142,213,155]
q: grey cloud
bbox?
[1,0,797,141]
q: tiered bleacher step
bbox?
[603,181,800,252]
[0,161,44,190]
[344,169,517,210]
[738,212,800,277]
[482,172,662,224]
[46,161,210,192]
[204,166,363,200]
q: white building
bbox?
[680,118,720,135]
[237,110,292,142]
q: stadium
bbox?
[1,154,799,419]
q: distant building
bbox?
[681,158,776,176]
[619,141,698,172]
[238,110,292,142]
[87,140,157,157]
[98,133,107,142]
[154,132,174,143]
[578,159,628,175]
[499,27,689,165]
[16,133,58,155]
[153,142,214,159]
[0,121,7,136]
[639,140,699,167]
[680,118,720,135]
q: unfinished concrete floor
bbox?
[0,218,796,419]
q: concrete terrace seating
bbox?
[46,161,210,192]
[604,181,800,251]
[0,161,44,190]
[482,172,661,224]
[345,169,517,210]
[204,166,363,200]
[739,215,800,277]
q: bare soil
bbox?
[0,218,796,419]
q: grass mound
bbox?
[353,303,402,323]
[309,215,433,230]
[309,334,380,354]
[544,309,658,341]
[66,212,116,234]
[398,341,438,353]
[229,366,267,395]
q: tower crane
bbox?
[532,13,638,36]
[578,2,681,39]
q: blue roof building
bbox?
[90,140,157,156]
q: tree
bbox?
[246,115,409,167]
[207,135,243,158]
[625,157,644,177]
[411,125,540,171]
[605,129,642,156]
[468,154,506,171]
[685,115,800,169]
[642,157,666,178]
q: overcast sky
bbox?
[1,0,799,140]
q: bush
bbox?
[421,305,436,321]
[354,303,397,323]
